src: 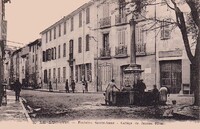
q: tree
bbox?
[127,0,200,105]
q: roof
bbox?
[40,0,94,35]
[27,38,42,46]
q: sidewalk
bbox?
[0,91,32,123]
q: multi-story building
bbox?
[10,48,22,84]
[38,0,194,94]
[27,39,42,88]
[40,1,97,92]
[20,46,29,87]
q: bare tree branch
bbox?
[171,0,195,63]
[164,0,175,11]
[186,0,200,28]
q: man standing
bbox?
[71,80,75,93]
[105,79,120,105]
[14,79,22,101]
[65,79,69,93]
[152,85,159,105]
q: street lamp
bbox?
[124,0,144,88]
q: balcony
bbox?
[115,14,127,26]
[100,17,111,29]
[100,47,111,59]
[136,44,146,56]
[114,45,128,58]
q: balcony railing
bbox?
[100,47,111,58]
[100,16,111,28]
[115,14,127,25]
[136,43,146,56]
[115,45,128,57]
[69,53,73,60]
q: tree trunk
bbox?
[191,62,200,106]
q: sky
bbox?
[5,0,90,47]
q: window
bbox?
[161,19,171,40]
[103,33,109,49]
[136,26,144,44]
[58,45,61,58]
[78,37,82,53]
[32,55,34,63]
[103,3,110,18]
[49,69,51,81]
[86,7,90,24]
[48,49,52,61]
[46,32,48,43]
[86,63,92,82]
[118,30,126,46]
[118,0,126,16]
[53,68,56,83]
[71,17,74,31]
[64,21,66,35]
[58,68,60,83]
[29,46,31,52]
[49,29,52,41]
[44,70,47,83]
[79,12,82,27]
[36,54,38,62]
[51,48,54,60]
[33,46,34,52]
[45,50,48,61]
[54,47,56,59]
[86,34,90,51]
[54,27,56,39]
[63,43,66,57]
[69,40,73,54]
[59,24,61,37]
[43,51,46,62]
[63,67,66,83]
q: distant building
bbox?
[27,39,42,88]
[10,48,22,84]
[3,47,12,85]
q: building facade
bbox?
[39,0,194,94]
[27,39,42,88]
[40,1,97,92]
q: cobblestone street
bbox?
[19,89,197,124]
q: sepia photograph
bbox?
[0,0,199,128]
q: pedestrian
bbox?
[137,79,146,105]
[82,79,88,93]
[82,80,85,93]
[84,80,88,93]
[151,85,159,105]
[159,86,170,105]
[65,79,69,93]
[71,80,76,93]
[49,81,53,92]
[14,78,22,101]
[105,79,120,105]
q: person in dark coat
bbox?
[152,85,159,105]
[71,80,75,93]
[14,79,22,101]
[49,81,53,92]
[65,79,69,93]
[84,80,88,92]
[137,79,146,105]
